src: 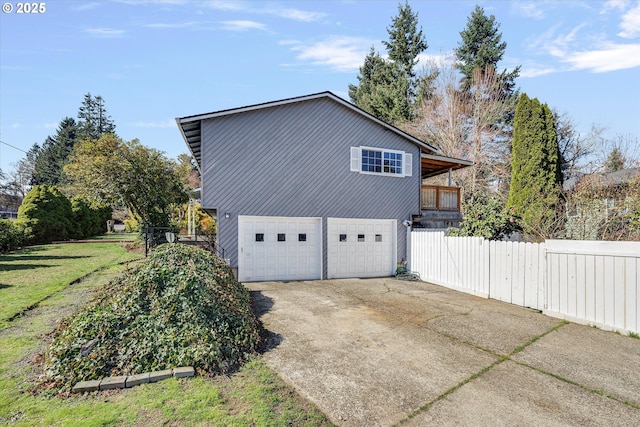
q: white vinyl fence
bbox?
[411,230,640,334]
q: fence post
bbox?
[542,242,548,310]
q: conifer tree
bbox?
[455,5,520,94]
[349,47,409,124]
[349,1,427,123]
[31,117,78,185]
[77,93,116,141]
[383,1,427,100]
[508,93,563,240]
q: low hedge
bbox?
[40,244,260,392]
[0,219,27,253]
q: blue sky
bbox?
[1,0,639,174]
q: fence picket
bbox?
[411,230,640,334]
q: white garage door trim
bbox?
[327,218,397,279]
[238,215,322,282]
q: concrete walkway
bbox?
[246,278,640,426]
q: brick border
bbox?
[71,366,195,393]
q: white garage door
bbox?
[327,218,396,279]
[238,216,322,282]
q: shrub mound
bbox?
[0,219,27,253]
[41,244,260,392]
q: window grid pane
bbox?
[362,149,402,175]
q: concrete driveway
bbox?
[245,278,640,426]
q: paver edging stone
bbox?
[71,379,101,393]
[71,367,194,393]
[125,372,150,388]
[100,375,127,390]
[149,369,173,383]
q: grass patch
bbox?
[0,243,141,328]
[88,232,138,241]
[0,243,332,426]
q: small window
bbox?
[352,146,411,177]
[375,234,382,242]
[298,233,307,242]
[358,234,365,242]
[277,233,286,242]
[339,234,347,242]
[255,233,264,242]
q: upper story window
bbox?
[350,146,412,177]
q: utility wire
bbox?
[0,140,28,153]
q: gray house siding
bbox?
[200,97,420,278]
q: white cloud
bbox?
[269,7,326,22]
[283,36,373,72]
[11,123,20,129]
[43,122,57,129]
[601,0,631,13]
[134,119,176,128]
[524,17,640,75]
[519,66,558,78]
[563,42,640,72]
[416,52,455,68]
[205,0,245,12]
[618,1,640,38]
[84,28,127,38]
[206,1,326,22]
[512,2,545,19]
[219,20,267,32]
[145,22,202,29]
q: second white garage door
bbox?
[238,216,322,282]
[327,218,396,279]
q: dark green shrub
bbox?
[70,197,91,239]
[15,185,73,244]
[41,244,260,392]
[449,192,519,240]
[0,219,27,253]
[70,197,112,239]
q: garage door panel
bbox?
[327,218,396,279]
[238,216,322,282]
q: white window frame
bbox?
[350,146,412,177]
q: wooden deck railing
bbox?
[421,185,461,211]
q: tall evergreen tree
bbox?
[77,93,116,141]
[349,2,427,124]
[32,117,78,185]
[382,1,428,101]
[508,93,563,240]
[348,47,409,124]
[455,5,520,94]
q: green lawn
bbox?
[0,243,141,328]
[86,232,138,241]
[0,242,332,426]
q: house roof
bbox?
[564,167,640,192]
[176,91,471,178]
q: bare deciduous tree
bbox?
[404,59,516,197]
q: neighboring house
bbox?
[0,192,21,219]
[565,168,640,240]
[177,92,471,282]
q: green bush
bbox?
[41,244,260,392]
[15,185,73,244]
[0,219,27,253]
[449,192,519,240]
[71,197,111,239]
